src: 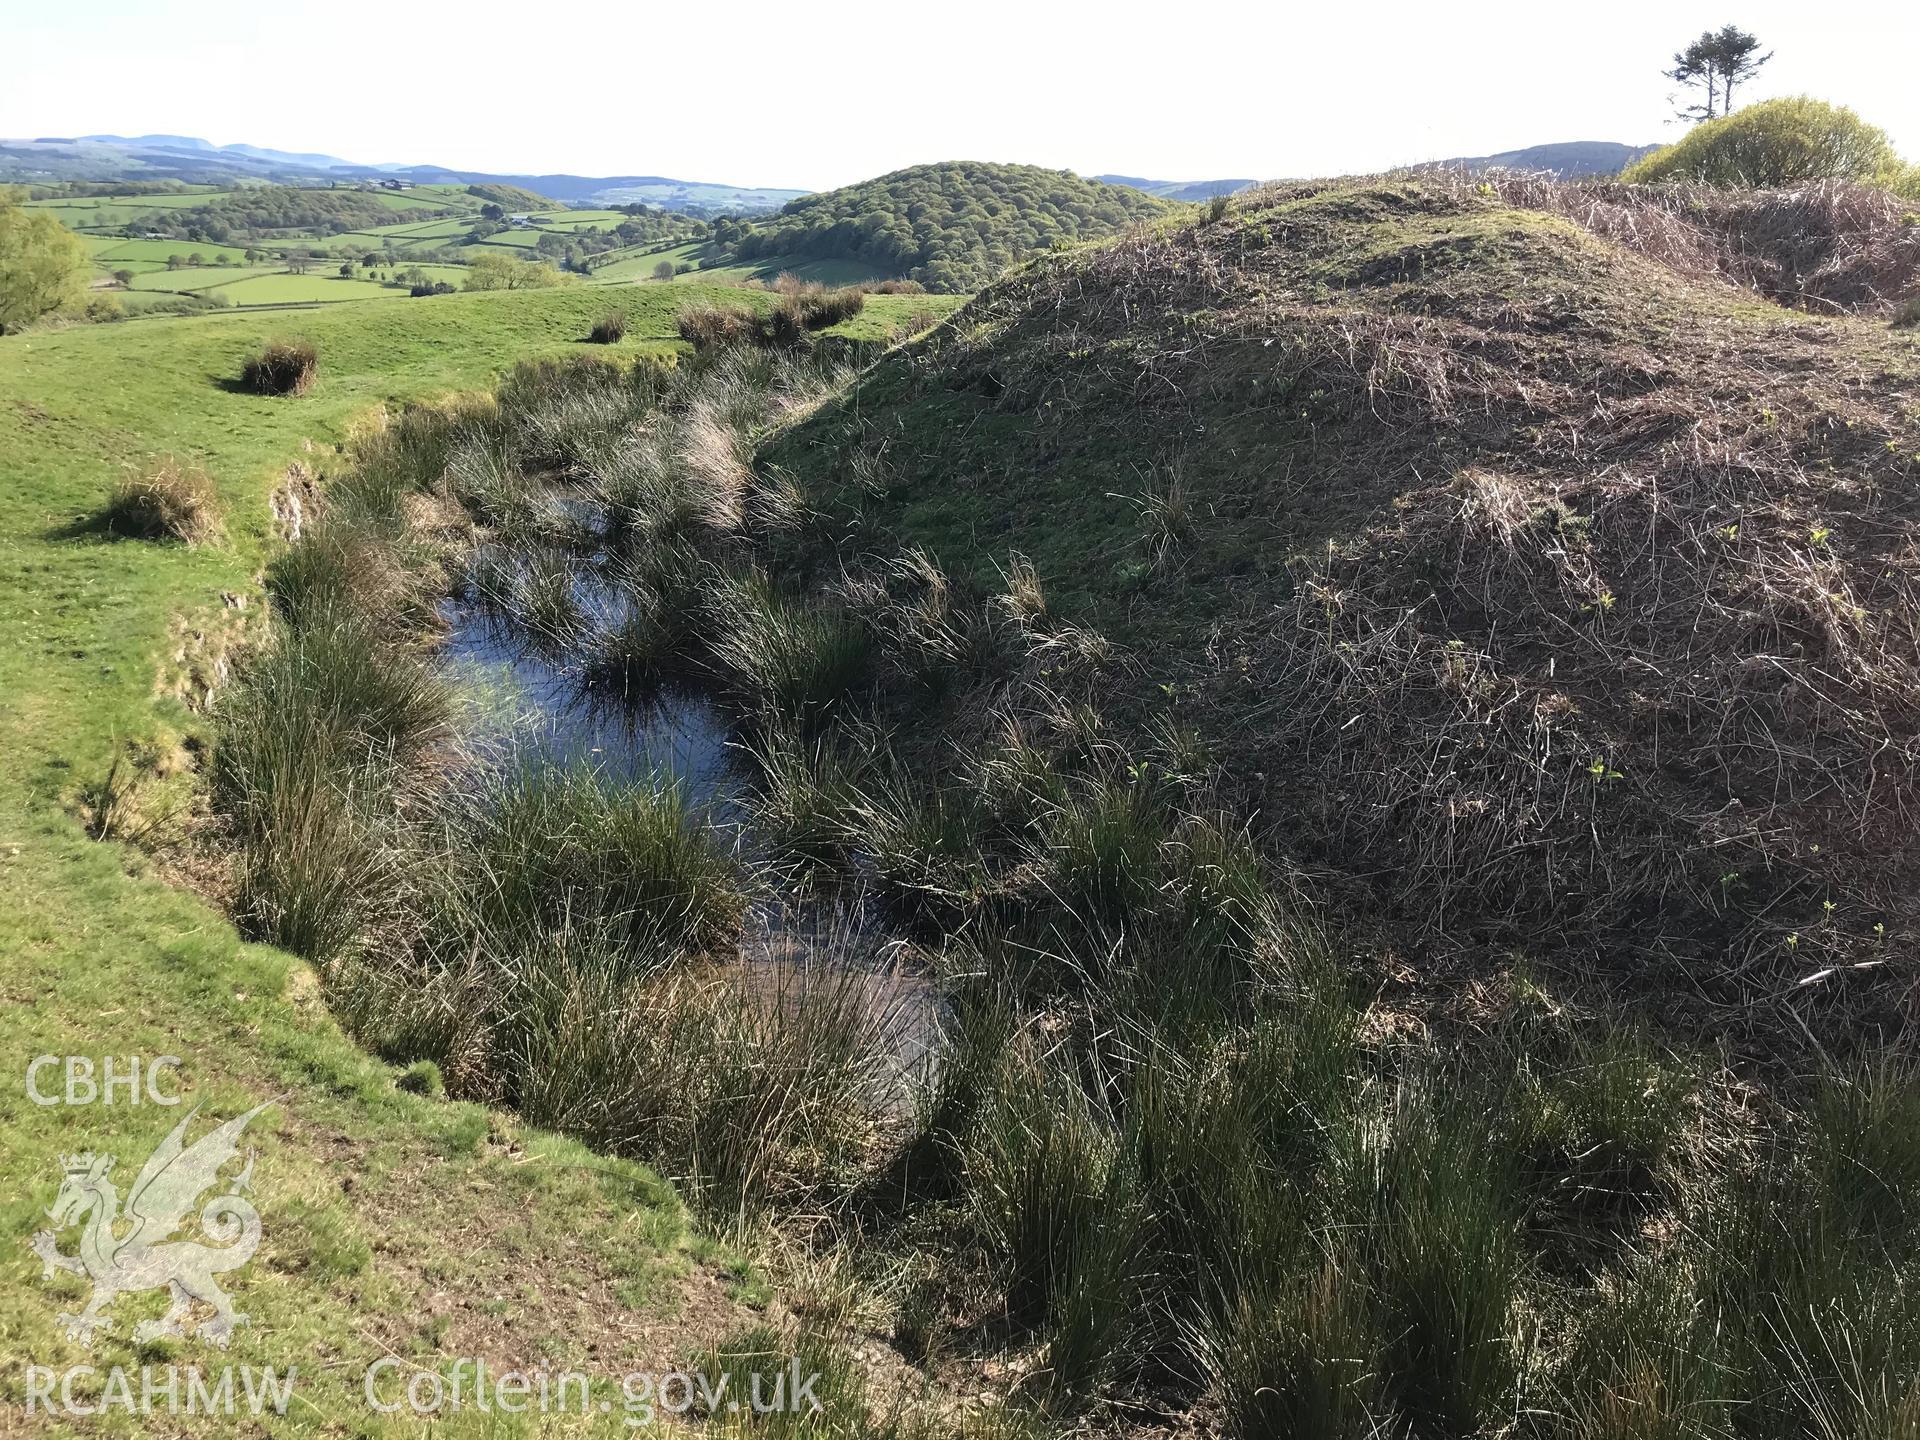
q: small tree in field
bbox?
[0,190,90,334]
[652,259,676,281]
[463,253,572,291]
[1667,25,1771,122]
[112,269,135,288]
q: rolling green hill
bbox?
[462,180,555,209]
[726,161,1171,291]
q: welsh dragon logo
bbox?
[30,1101,273,1348]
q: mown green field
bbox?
[0,284,855,1433]
[113,266,432,309]
[85,236,251,266]
[463,227,552,250]
[203,271,396,304]
[363,185,468,212]
[126,264,275,293]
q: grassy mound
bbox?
[758,177,1920,1038]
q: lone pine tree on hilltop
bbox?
[1666,24,1772,121]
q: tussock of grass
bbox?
[338,397,496,524]
[1355,1084,1525,1433]
[736,718,862,874]
[1037,774,1172,923]
[1136,467,1192,570]
[678,404,753,529]
[588,310,628,344]
[415,909,905,1217]
[676,286,868,355]
[217,608,454,784]
[103,460,222,545]
[966,1037,1124,1321]
[211,611,451,962]
[447,755,744,958]
[845,770,993,919]
[679,301,760,353]
[1205,1261,1383,1439]
[1505,1028,1697,1231]
[242,337,319,396]
[994,552,1049,628]
[267,518,427,629]
[709,574,876,720]
[771,277,867,332]
[695,1322,867,1434]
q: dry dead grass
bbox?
[243,337,320,396]
[1445,171,1920,318]
[105,459,224,544]
[860,177,1920,1043]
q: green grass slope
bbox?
[726,161,1171,291]
[0,285,788,1432]
[759,177,1920,1037]
[590,238,895,288]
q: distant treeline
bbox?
[17,179,204,201]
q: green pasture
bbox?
[204,272,395,304]
[86,236,252,265]
[127,264,275,294]
[589,240,896,288]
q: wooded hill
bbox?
[724,161,1169,291]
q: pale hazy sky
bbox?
[5,0,1915,191]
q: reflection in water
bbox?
[736,901,942,1110]
[439,592,737,809]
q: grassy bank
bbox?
[0,285,871,1435]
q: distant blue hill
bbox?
[1096,174,1257,201]
[1422,140,1660,178]
[1,133,807,215]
